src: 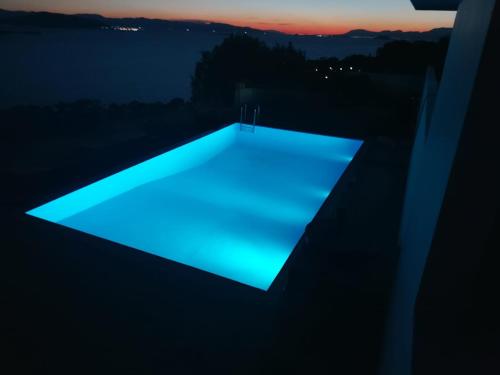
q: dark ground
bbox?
[2,104,411,374]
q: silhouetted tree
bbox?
[191,35,306,106]
[374,38,450,75]
[307,37,450,76]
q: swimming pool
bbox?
[27,124,362,291]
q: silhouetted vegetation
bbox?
[7,97,234,141]
[312,38,449,76]
[191,35,449,137]
[192,35,307,106]
[193,35,449,106]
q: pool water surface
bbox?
[27,124,362,290]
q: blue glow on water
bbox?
[27,124,362,290]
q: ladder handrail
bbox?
[239,104,259,133]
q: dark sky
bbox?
[1,0,456,34]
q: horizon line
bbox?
[0,7,454,36]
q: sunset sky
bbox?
[1,0,456,35]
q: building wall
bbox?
[381,0,498,374]
[414,1,500,372]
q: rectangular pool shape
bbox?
[27,124,362,290]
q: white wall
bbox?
[380,0,497,374]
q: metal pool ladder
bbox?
[239,104,260,133]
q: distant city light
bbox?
[324,75,329,79]
[329,66,333,71]
[105,26,142,32]
[350,66,353,70]
[340,67,343,71]
[186,28,190,32]
[315,68,319,72]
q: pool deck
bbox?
[3,128,410,374]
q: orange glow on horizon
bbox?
[93,10,455,35]
[1,4,455,35]
[207,18,447,35]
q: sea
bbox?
[0,29,387,108]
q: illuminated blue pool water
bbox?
[27,124,362,290]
